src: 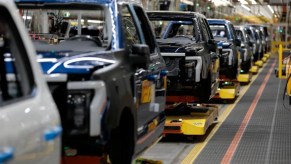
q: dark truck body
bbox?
[235,25,253,72]
[248,24,271,53]
[208,19,241,79]
[147,11,219,102]
[245,25,264,62]
[15,0,167,163]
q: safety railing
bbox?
[277,44,291,103]
[272,41,291,55]
[277,44,291,79]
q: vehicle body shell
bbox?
[235,25,253,72]
[147,11,219,101]
[208,19,241,79]
[244,25,262,62]
[248,24,271,53]
[0,0,61,163]
[14,0,167,162]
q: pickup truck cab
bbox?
[147,11,219,101]
[248,25,270,53]
[235,26,253,72]
[246,25,264,62]
[15,0,167,163]
[255,28,266,57]
[262,25,271,53]
[208,19,241,79]
[252,27,264,62]
[0,0,61,163]
[244,25,261,62]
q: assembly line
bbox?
[0,0,291,164]
[141,58,270,163]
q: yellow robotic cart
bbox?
[163,103,218,135]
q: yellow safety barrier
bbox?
[278,44,284,79]
[277,44,291,79]
[278,44,291,100]
[285,55,291,95]
[272,41,291,54]
[288,77,291,96]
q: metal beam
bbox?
[268,0,290,5]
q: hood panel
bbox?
[5,51,115,75]
[37,51,115,74]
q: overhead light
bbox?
[256,12,262,16]
[22,16,32,20]
[87,20,104,24]
[250,0,257,4]
[181,0,194,6]
[268,5,274,14]
[81,19,104,24]
[238,0,248,5]
[211,0,231,6]
[241,4,251,11]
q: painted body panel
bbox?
[244,26,262,62]
[0,0,61,163]
[208,19,240,79]
[147,11,219,101]
[14,0,166,161]
[234,26,254,74]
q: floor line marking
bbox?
[265,78,282,164]
[221,60,276,164]
[181,65,263,164]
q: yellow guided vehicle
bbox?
[264,53,271,59]
[147,11,221,137]
[250,64,259,74]
[217,80,240,100]
[255,60,264,67]
[163,103,218,135]
[208,19,242,100]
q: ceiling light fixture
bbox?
[238,0,248,5]
[268,5,274,14]
[211,0,231,6]
[181,0,194,6]
[250,0,257,4]
[22,16,32,20]
[241,4,251,11]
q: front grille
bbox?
[220,52,229,67]
[165,57,183,77]
[48,82,92,137]
[165,56,201,96]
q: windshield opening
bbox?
[150,20,197,42]
[209,25,228,40]
[19,4,111,53]
[236,30,245,42]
